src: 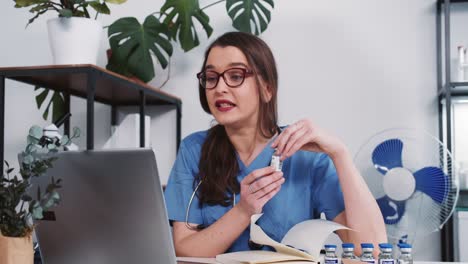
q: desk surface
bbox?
[176,257,466,264]
[177,257,217,263]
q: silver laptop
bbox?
[32,149,177,264]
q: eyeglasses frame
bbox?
[197,67,254,89]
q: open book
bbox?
[215,214,350,264]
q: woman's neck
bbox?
[224,125,273,167]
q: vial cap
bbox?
[361,243,374,249]
[397,243,412,249]
[325,244,337,249]
[378,243,393,249]
[342,243,355,249]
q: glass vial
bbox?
[397,243,413,264]
[360,243,375,264]
[341,243,357,263]
[270,152,283,172]
[324,244,339,264]
[378,243,395,264]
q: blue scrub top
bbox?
[164,130,345,253]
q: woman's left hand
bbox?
[271,119,347,160]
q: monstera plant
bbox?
[107,0,275,83]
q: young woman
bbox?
[164,32,387,257]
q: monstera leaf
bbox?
[107,15,173,83]
[160,0,213,52]
[226,0,274,35]
[35,87,66,124]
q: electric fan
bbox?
[354,128,459,243]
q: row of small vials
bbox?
[324,243,413,264]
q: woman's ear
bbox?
[260,81,273,103]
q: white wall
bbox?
[0,0,446,260]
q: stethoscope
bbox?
[185,180,236,230]
[184,126,282,231]
[185,180,264,250]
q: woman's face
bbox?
[204,46,268,129]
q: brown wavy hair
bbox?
[196,32,278,206]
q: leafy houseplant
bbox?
[0,125,80,238]
[107,0,275,83]
[13,0,128,123]
[13,0,128,63]
[13,0,127,26]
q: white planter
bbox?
[47,17,102,65]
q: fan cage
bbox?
[354,128,459,241]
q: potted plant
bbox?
[0,125,80,264]
[107,0,275,83]
[13,0,127,64]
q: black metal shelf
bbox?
[450,81,468,87]
[436,0,463,261]
[0,65,183,175]
[0,65,182,106]
[439,0,468,4]
[438,84,468,97]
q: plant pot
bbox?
[47,17,102,65]
[0,232,34,264]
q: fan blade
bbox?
[372,139,403,174]
[377,196,406,225]
[413,166,449,204]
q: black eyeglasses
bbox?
[197,68,254,89]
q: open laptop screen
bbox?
[32,149,177,264]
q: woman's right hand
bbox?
[237,166,285,216]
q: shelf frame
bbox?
[435,0,468,260]
[0,64,182,174]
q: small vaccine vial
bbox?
[378,243,395,264]
[341,243,357,263]
[360,243,375,264]
[397,243,413,264]
[324,244,338,264]
[270,152,283,172]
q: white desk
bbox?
[177,257,468,264]
[177,258,217,264]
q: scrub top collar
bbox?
[236,126,283,174]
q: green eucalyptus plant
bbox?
[14,0,128,26]
[0,125,80,237]
[107,0,275,83]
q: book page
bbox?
[216,250,314,264]
[250,214,350,261]
[249,214,313,260]
[280,218,350,260]
[216,214,350,264]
